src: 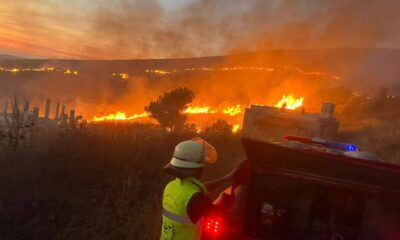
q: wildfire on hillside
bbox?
[1,62,318,134]
[0,64,339,82]
[0,67,56,73]
[0,66,79,75]
[145,66,275,75]
[144,66,339,80]
[91,94,304,133]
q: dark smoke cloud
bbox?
[83,0,400,59]
[1,0,400,59]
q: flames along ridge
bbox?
[0,66,309,133]
[92,95,304,133]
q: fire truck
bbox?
[200,105,400,240]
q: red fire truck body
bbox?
[200,138,400,240]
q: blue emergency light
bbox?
[284,135,358,152]
[325,141,358,152]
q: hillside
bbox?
[0,48,399,92]
[1,48,399,121]
[0,54,19,60]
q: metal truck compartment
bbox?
[241,104,340,142]
[241,138,400,239]
[242,138,400,196]
[243,171,400,240]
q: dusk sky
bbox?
[1,0,400,59]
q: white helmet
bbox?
[169,137,218,169]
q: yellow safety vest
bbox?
[160,177,205,240]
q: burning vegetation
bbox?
[1,50,398,136]
[273,94,304,110]
[0,66,79,75]
[1,49,399,141]
[0,54,383,136]
[93,111,148,122]
[92,93,305,133]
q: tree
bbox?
[145,87,195,131]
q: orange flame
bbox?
[183,105,242,116]
[91,95,304,133]
[184,106,217,114]
[273,94,304,110]
[223,104,241,116]
[93,111,148,122]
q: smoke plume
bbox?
[1,0,400,59]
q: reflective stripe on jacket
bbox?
[160,177,205,240]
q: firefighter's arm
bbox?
[204,169,235,192]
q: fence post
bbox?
[69,109,75,124]
[54,102,60,121]
[33,107,39,123]
[23,101,30,113]
[44,99,51,119]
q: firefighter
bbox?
[161,138,234,240]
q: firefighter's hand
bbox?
[214,192,233,210]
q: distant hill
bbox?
[0,54,19,60]
[0,48,399,94]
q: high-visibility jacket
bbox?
[160,177,205,240]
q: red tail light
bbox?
[202,216,223,237]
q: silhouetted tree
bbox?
[145,87,195,131]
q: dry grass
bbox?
[0,122,244,240]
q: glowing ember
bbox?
[64,69,78,75]
[112,73,129,79]
[10,68,20,73]
[145,69,169,75]
[232,124,240,133]
[120,73,129,79]
[274,94,304,110]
